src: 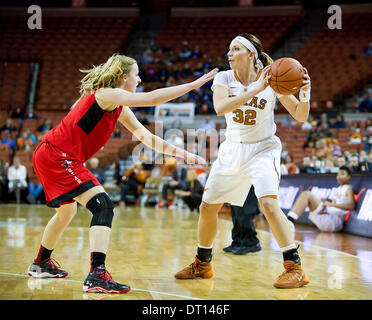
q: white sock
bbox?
[287,211,299,220]
[198,244,213,249]
[280,243,297,252]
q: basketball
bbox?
[268,57,304,95]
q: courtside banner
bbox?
[279,173,372,238]
[154,102,195,124]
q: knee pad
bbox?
[86,192,115,228]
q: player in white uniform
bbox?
[287,166,355,232]
[175,33,311,289]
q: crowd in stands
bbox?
[137,40,229,114]
[280,112,372,175]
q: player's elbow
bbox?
[214,105,225,117]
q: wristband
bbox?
[299,86,311,102]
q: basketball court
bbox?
[1,204,372,300]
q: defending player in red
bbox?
[27,53,217,293]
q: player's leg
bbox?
[251,138,309,289]
[258,195,309,289]
[74,185,130,293]
[287,191,322,222]
[174,201,222,279]
[28,202,77,278]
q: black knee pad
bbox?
[86,192,115,228]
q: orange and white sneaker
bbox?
[274,260,309,289]
[174,256,214,279]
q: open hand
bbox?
[250,65,271,94]
[192,68,219,90]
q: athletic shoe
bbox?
[83,265,130,293]
[273,260,309,289]
[174,256,214,279]
[27,258,68,278]
[232,243,262,255]
[223,244,240,253]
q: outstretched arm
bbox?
[118,107,206,165]
[96,68,218,110]
[213,66,271,116]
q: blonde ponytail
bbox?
[260,52,273,67]
[79,53,137,96]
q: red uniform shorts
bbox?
[33,141,100,208]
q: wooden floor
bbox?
[1,204,372,300]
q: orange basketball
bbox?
[268,57,304,95]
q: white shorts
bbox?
[308,203,345,232]
[203,136,281,207]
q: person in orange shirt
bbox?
[119,161,147,207]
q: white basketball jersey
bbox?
[212,70,281,143]
[327,184,352,217]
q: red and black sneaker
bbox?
[27,258,68,278]
[83,265,130,294]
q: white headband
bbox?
[233,36,264,70]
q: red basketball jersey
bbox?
[43,92,122,162]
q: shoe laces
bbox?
[278,261,302,281]
[46,258,61,270]
[100,268,116,284]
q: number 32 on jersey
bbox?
[232,97,267,125]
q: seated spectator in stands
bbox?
[348,153,361,173]
[363,125,372,152]
[191,45,202,59]
[328,138,342,157]
[286,166,355,233]
[11,107,24,125]
[88,157,105,185]
[317,113,331,129]
[175,169,203,212]
[159,164,187,208]
[281,154,299,175]
[0,159,7,203]
[198,116,216,132]
[302,126,318,149]
[0,118,18,133]
[24,108,38,119]
[323,157,338,173]
[331,114,347,129]
[17,129,36,151]
[162,50,177,64]
[2,132,16,153]
[181,63,192,78]
[8,157,27,204]
[349,127,362,144]
[299,156,317,174]
[318,122,334,139]
[37,118,53,133]
[282,115,294,128]
[357,89,372,113]
[314,138,332,159]
[366,152,372,172]
[119,161,147,207]
[179,47,191,60]
[337,156,347,168]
